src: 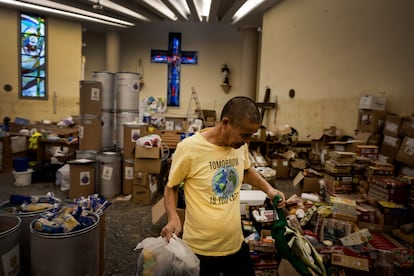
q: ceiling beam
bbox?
[185,0,201,22]
[160,0,188,21]
[138,0,177,21]
[209,0,221,22]
[219,0,245,24]
[108,0,164,22]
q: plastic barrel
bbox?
[0,214,21,276]
[96,151,122,198]
[0,196,61,276]
[30,213,100,276]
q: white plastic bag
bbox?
[55,163,70,191]
[135,235,199,276]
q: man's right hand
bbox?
[160,216,182,241]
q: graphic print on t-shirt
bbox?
[211,166,239,198]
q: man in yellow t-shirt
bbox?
[161,96,286,276]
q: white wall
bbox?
[259,0,414,139]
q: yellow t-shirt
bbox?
[167,129,251,256]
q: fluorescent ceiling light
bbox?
[169,0,191,20]
[193,0,211,21]
[142,0,177,21]
[232,0,266,23]
[0,0,134,27]
[88,0,150,22]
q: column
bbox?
[240,27,259,100]
[106,30,120,72]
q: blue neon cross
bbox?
[151,32,198,106]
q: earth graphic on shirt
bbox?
[212,167,239,197]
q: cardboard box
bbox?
[75,115,102,151]
[79,80,102,115]
[359,95,386,111]
[123,123,147,160]
[331,253,370,272]
[122,159,134,195]
[134,158,161,174]
[395,136,414,167]
[399,115,414,138]
[383,114,402,137]
[69,160,96,199]
[151,197,165,224]
[330,196,357,213]
[357,110,387,133]
[132,172,158,205]
[328,133,371,153]
[356,145,379,160]
[324,173,354,194]
[379,135,401,160]
[398,165,414,177]
[133,171,158,187]
[132,184,157,205]
[311,134,337,153]
[135,145,160,159]
[268,157,290,179]
[293,171,322,193]
[151,197,185,228]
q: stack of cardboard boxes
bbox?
[132,143,161,205]
[69,81,102,199]
[242,95,414,273]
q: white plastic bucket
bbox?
[115,72,140,110]
[91,71,115,110]
[96,151,122,198]
[13,169,33,186]
[0,214,21,276]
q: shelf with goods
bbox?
[0,134,28,172]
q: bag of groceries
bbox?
[135,234,200,276]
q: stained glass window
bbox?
[20,13,47,99]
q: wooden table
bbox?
[36,138,79,162]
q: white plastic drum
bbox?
[101,110,115,150]
[91,71,115,110]
[115,111,139,149]
[96,151,121,198]
[115,72,140,111]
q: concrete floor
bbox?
[0,170,299,275]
